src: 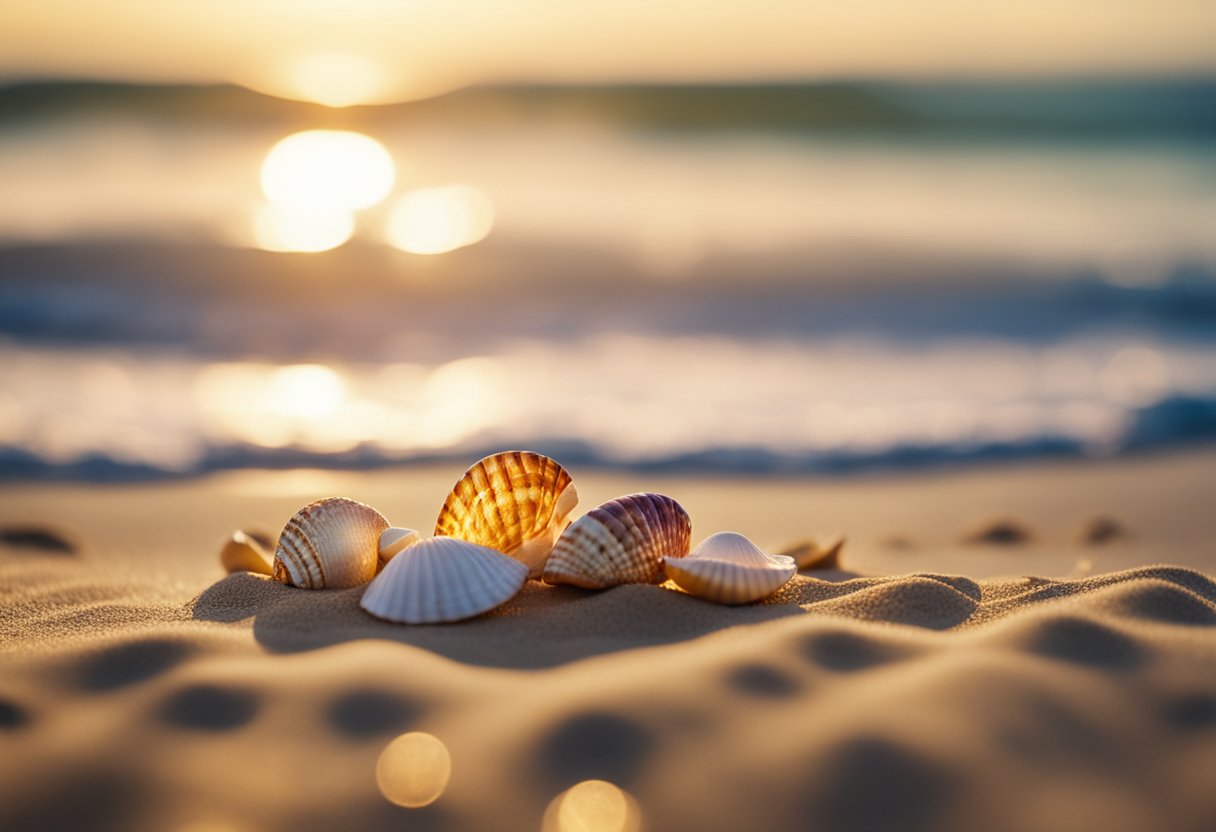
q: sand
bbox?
[1,449,1215,832]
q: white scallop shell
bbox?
[542,492,691,589]
[379,527,422,565]
[664,531,796,605]
[360,536,529,624]
[434,451,578,578]
[219,530,272,575]
[272,497,389,589]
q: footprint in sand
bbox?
[0,698,30,730]
[73,639,196,692]
[0,525,78,554]
[158,683,261,731]
[537,712,654,792]
[724,662,804,698]
[962,517,1035,546]
[326,689,423,739]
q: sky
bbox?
[3,1,1216,103]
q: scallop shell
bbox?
[434,451,578,578]
[272,497,389,589]
[360,536,529,624]
[778,534,846,570]
[219,530,272,575]
[542,492,691,589]
[664,531,796,605]
[379,527,422,565]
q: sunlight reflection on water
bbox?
[2,334,1212,475]
[253,130,395,252]
[387,185,495,255]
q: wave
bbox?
[3,393,1214,483]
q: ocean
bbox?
[2,80,1214,479]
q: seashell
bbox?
[272,497,389,589]
[664,531,796,605]
[220,530,272,575]
[542,492,691,589]
[778,533,846,570]
[379,527,422,566]
[434,451,578,578]
[360,536,529,624]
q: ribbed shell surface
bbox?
[664,531,796,604]
[359,536,530,624]
[434,451,577,577]
[272,497,389,589]
[542,492,691,589]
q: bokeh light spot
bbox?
[253,201,354,253]
[542,780,642,832]
[261,130,395,212]
[387,185,494,254]
[375,732,452,808]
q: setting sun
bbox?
[278,51,386,108]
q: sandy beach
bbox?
[5,5,1216,830]
[2,449,1213,832]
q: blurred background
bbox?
[1,1,1215,480]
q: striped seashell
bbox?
[542,492,691,589]
[219,530,272,575]
[360,536,529,624]
[272,497,389,589]
[434,451,578,578]
[664,531,796,605]
[379,527,422,566]
[778,533,846,570]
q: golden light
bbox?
[375,732,452,809]
[542,780,642,832]
[194,362,351,450]
[253,201,354,253]
[282,52,386,108]
[386,185,494,255]
[261,130,396,212]
[265,364,346,420]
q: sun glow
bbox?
[281,52,386,108]
[387,185,494,255]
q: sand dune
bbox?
[2,559,1214,831]
[2,457,1215,831]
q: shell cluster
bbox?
[219,449,808,624]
